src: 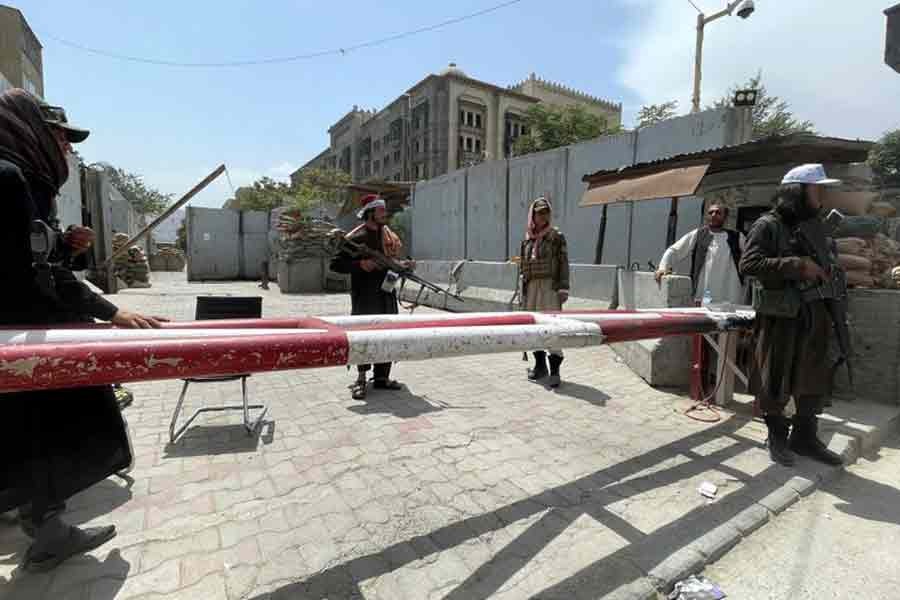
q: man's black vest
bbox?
[690,226,743,296]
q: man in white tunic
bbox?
[655,203,746,304]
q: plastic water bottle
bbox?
[702,288,712,308]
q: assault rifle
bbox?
[794,209,854,391]
[327,229,465,305]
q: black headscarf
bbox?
[0,88,68,195]
[773,183,819,226]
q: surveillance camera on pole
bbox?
[690,0,757,113]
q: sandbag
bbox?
[837,254,872,272]
[821,190,876,216]
[870,201,898,218]
[845,270,875,287]
[886,218,900,243]
[834,237,870,257]
[834,216,884,239]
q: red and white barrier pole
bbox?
[0,309,753,393]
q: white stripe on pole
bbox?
[0,328,329,346]
[345,321,603,365]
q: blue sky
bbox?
[16,1,900,208]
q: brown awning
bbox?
[580,162,710,206]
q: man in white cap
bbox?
[330,194,413,400]
[740,163,844,467]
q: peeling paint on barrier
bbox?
[0,308,752,392]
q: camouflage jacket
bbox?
[519,228,570,291]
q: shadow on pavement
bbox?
[0,548,130,599]
[551,382,611,406]
[246,414,836,599]
[346,388,453,419]
[162,421,275,459]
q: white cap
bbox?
[356,196,386,219]
[781,163,841,186]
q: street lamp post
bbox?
[690,0,755,113]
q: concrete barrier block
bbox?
[278,259,324,293]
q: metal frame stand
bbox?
[169,375,268,443]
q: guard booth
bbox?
[578,133,874,405]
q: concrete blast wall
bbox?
[410,107,749,267]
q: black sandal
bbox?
[351,380,368,400]
[24,525,117,573]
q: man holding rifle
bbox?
[740,164,845,468]
[331,194,414,400]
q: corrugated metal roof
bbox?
[582,134,874,186]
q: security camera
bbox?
[735,0,755,19]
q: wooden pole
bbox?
[102,164,225,267]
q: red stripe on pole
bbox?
[0,330,349,393]
[597,314,720,343]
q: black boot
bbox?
[528,351,548,382]
[764,414,795,466]
[789,415,843,466]
[547,354,563,388]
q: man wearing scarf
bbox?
[518,197,570,387]
[0,89,164,572]
[331,194,410,399]
[740,164,844,468]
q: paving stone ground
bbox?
[0,273,888,600]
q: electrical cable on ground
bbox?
[40,0,525,68]
[683,332,733,423]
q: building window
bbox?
[373,160,380,173]
[374,140,381,153]
[521,125,529,136]
[459,110,465,125]
[384,154,391,168]
[394,150,401,162]
[465,137,473,152]
[475,139,481,153]
[475,114,482,129]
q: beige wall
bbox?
[516,79,620,127]
[0,7,43,97]
[448,80,538,168]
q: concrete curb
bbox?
[601,408,900,600]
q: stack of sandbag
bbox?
[835,236,875,287]
[275,210,334,260]
[112,233,151,288]
[823,187,900,288]
[834,230,900,289]
[153,246,186,271]
[869,233,900,289]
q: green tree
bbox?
[636,100,679,128]
[95,163,172,216]
[175,221,187,251]
[711,72,814,139]
[229,177,293,212]
[868,129,900,187]
[291,167,351,212]
[227,168,351,213]
[513,104,620,156]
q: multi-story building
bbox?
[887,4,900,74]
[294,64,621,184]
[0,5,43,97]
